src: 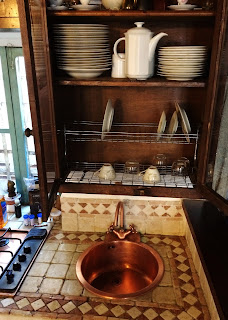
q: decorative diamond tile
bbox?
[94,303,109,315]
[55,233,65,240]
[160,310,175,320]
[47,300,61,312]
[171,241,181,247]
[89,234,99,241]
[183,294,198,306]
[187,306,201,319]
[182,283,195,294]
[173,247,184,255]
[151,237,161,244]
[16,298,30,309]
[141,236,150,243]
[177,263,189,272]
[78,234,88,241]
[177,311,193,320]
[175,255,187,263]
[143,308,158,320]
[111,305,125,317]
[67,234,76,240]
[1,298,15,307]
[78,302,92,314]
[178,273,191,283]
[63,301,76,313]
[127,307,142,319]
[31,299,45,311]
[162,237,172,244]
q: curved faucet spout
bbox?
[114,201,124,228]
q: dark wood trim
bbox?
[197,184,228,215]
[59,182,202,198]
[47,10,215,18]
[197,0,228,185]
[56,77,207,88]
[16,0,49,220]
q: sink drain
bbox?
[112,278,121,286]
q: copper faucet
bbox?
[105,201,140,242]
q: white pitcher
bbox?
[113,22,167,80]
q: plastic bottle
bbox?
[37,212,42,224]
[0,195,7,228]
[23,214,30,226]
[29,214,35,226]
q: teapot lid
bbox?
[126,22,152,35]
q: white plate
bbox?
[47,5,67,10]
[55,48,111,53]
[167,4,197,10]
[72,4,99,10]
[160,46,206,50]
[158,61,205,66]
[62,67,110,79]
[175,102,191,142]
[157,111,166,141]
[101,99,114,140]
[53,24,108,28]
[167,111,178,138]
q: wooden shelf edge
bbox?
[55,77,207,88]
[59,182,202,198]
[47,10,215,18]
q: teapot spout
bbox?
[149,32,168,60]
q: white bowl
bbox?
[102,0,123,10]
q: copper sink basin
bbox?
[76,240,164,299]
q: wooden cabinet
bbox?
[16,0,228,220]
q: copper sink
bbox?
[76,240,164,299]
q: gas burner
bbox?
[0,238,9,247]
[0,228,11,247]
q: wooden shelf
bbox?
[47,10,215,18]
[56,76,207,87]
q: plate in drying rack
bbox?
[101,99,114,140]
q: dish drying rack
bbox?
[66,162,194,189]
[63,121,199,144]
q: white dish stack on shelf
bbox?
[157,46,207,81]
[53,24,112,79]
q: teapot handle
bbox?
[113,37,125,61]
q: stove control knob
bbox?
[6,270,14,283]
[18,254,26,262]
[24,246,31,254]
[13,262,21,271]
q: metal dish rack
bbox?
[66,162,194,188]
[63,121,199,144]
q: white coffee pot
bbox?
[113,22,168,80]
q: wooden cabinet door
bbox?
[17,0,60,220]
[197,0,228,214]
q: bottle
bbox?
[37,212,42,224]
[0,195,7,228]
[29,214,35,226]
[23,214,30,226]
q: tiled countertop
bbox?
[0,220,210,320]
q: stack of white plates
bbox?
[53,24,112,79]
[157,46,207,81]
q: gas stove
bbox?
[0,227,49,296]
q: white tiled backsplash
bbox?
[61,193,187,235]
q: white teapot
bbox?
[113,22,167,80]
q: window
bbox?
[0,47,37,202]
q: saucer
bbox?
[175,102,191,143]
[168,4,197,10]
[47,5,68,10]
[101,99,114,140]
[157,111,166,141]
[72,4,99,10]
[167,111,178,138]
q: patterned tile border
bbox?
[0,231,211,319]
[61,194,186,235]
